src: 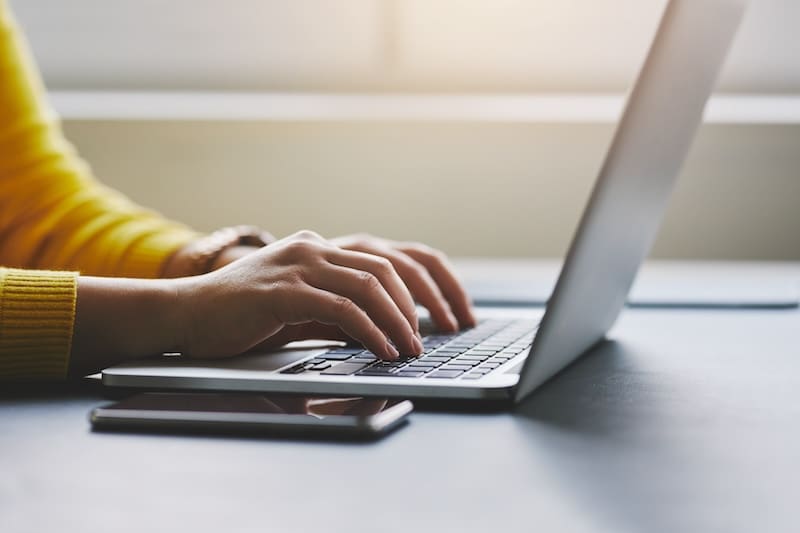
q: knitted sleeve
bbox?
[0,1,203,380]
[0,268,77,380]
[0,1,200,278]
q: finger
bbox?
[306,262,421,356]
[396,244,476,328]
[325,248,420,335]
[346,243,459,333]
[288,229,327,242]
[277,286,402,361]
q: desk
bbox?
[2,264,799,533]
[455,258,800,308]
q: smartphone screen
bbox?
[91,392,412,439]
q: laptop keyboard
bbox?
[280,319,537,380]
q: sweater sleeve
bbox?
[0,1,201,278]
[0,268,77,380]
[0,1,203,381]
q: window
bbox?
[11,0,800,93]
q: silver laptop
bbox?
[103,0,748,404]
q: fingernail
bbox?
[385,342,399,360]
[412,335,424,355]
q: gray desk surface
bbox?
[2,265,800,533]
[455,258,800,307]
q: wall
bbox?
[62,120,800,260]
[9,0,800,259]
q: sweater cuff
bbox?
[0,268,78,381]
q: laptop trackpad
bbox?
[109,347,324,373]
[191,349,318,372]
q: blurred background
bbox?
[10,0,800,259]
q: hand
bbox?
[176,231,424,361]
[69,230,473,376]
[330,233,476,332]
[195,232,476,333]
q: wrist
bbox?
[210,245,261,271]
[70,276,186,376]
[163,226,274,278]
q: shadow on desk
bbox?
[507,341,675,532]
[513,339,649,435]
[506,338,771,533]
[0,378,107,402]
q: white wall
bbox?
[9,0,800,93]
[61,120,800,261]
[8,0,800,260]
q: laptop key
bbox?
[322,352,357,361]
[444,344,474,350]
[372,361,406,368]
[428,369,464,379]
[358,366,400,376]
[396,371,427,378]
[422,355,454,362]
[441,364,474,372]
[467,349,499,356]
[351,355,378,362]
[320,362,370,375]
[280,363,308,374]
[327,347,365,354]
[406,361,441,368]
[457,355,489,362]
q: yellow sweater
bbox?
[0,1,199,380]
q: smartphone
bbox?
[90,392,412,440]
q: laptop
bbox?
[102,0,749,404]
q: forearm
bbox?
[69,276,184,377]
[68,244,264,377]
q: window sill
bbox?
[49,91,800,124]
